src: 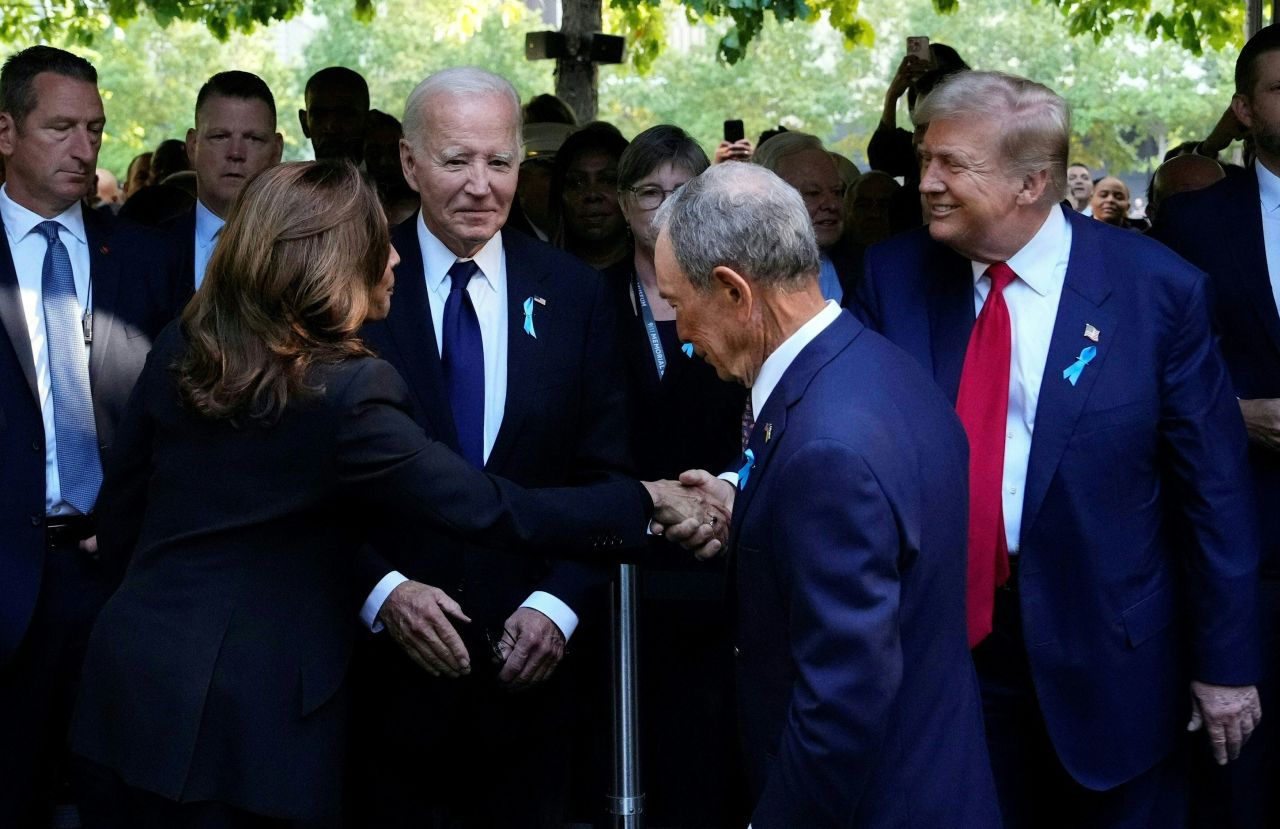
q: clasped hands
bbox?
[642,469,735,560]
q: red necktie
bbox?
[956,262,1016,648]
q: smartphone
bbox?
[906,35,930,61]
[723,119,745,144]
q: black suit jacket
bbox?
[358,219,627,632]
[159,205,197,297]
[601,258,744,482]
[1154,169,1280,575]
[0,207,184,663]
[70,326,651,819]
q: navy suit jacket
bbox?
[0,208,184,664]
[159,206,197,297]
[72,329,651,819]
[732,310,999,828]
[357,218,626,633]
[1154,170,1280,576]
[858,208,1261,789]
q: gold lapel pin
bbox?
[764,423,773,443]
[1084,324,1100,343]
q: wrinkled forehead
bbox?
[420,91,520,149]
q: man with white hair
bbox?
[754,131,859,302]
[858,70,1262,828]
[348,66,629,828]
[660,162,998,828]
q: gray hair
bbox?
[654,162,819,293]
[752,131,825,174]
[402,67,522,152]
[914,71,1069,206]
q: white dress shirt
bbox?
[192,199,224,290]
[361,216,578,639]
[719,300,843,489]
[1255,163,1280,315]
[1,186,93,517]
[968,204,1073,554]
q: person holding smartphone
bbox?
[868,39,969,189]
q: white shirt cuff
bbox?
[360,570,409,632]
[520,591,578,641]
[718,471,740,487]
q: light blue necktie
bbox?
[37,220,101,514]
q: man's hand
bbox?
[665,469,736,560]
[1239,399,1280,452]
[79,534,98,557]
[714,139,754,164]
[378,580,472,678]
[1201,105,1248,156]
[1188,680,1262,765]
[643,478,730,557]
[495,607,565,689]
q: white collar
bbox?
[417,211,503,294]
[194,199,225,246]
[751,299,842,417]
[969,203,1069,297]
[0,184,86,246]
[1257,162,1280,213]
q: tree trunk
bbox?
[556,0,601,122]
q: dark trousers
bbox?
[1190,576,1280,829]
[73,756,325,829]
[345,632,573,829]
[0,541,115,829]
[973,580,1188,829]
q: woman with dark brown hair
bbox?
[68,161,706,829]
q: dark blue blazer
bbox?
[159,206,197,297]
[1154,170,1280,576]
[0,208,184,664]
[731,310,999,828]
[357,217,626,630]
[858,207,1262,790]
[72,328,651,819]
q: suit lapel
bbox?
[387,217,454,444]
[927,245,976,403]
[1020,215,1117,535]
[485,233,546,470]
[84,210,121,395]
[0,216,37,400]
[1224,172,1280,360]
[728,312,859,551]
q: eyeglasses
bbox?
[622,185,682,211]
[484,628,516,665]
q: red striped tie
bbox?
[956,262,1016,648]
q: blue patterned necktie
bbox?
[442,259,485,467]
[37,220,102,514]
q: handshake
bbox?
[641,470,736,560]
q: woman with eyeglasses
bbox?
[66,161,708,829]
[597,124,747,828]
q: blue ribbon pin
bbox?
[1062,345,1097,386]
[681,342,694,358]
[522,297,537,338]
[737,448,755,490]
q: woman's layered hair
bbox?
[179,161,390,422]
